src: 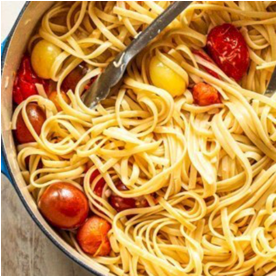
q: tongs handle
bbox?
[123,1,191,65]
[83,1,191,109]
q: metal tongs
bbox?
[82,1,191,109]
[265,68,276,97]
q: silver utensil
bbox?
[265,67,276,97]
[82,1,192,109]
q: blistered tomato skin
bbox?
[109,183,149,212]
[13,56,49,105]
[15,103,46,144]
[38,182,89,230]
[76,216,111,256]
[193,83,221,106]
[31,40,61,79]
[206,23,250,81]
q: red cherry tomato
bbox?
[193,82,221,106]
[85,168,106,197]
[13,56,49,105]
[76,216,111,256]
[206,23,249,81]
[84,169,106,211]
[38,182,89,229]
[192,50,219,79]
[93,178,106,197]
[86,169,149,213]
[61,64,88,93]
[109,183,149,212]
[15,103,46,144]
[90,169,101,184]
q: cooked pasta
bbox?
[12,1,276,276]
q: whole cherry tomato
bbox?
[206,23,250,81]
[15,103,46,144]
[76,216,111,256]
[92,177,106,197]
[87,168,149,212]
[61,64,88,93]
[88,166,106,196]
[192,82,221,106]
[13,56,49,105]
[31,40,61,79]
[192,50,219,79]
[150,55,186,97]
[109,183,149,212]
[84,168,106,196]
[38,182,89,229]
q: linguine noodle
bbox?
[12,1,276,276]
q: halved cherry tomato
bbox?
[109,183,149,212]
[48,91,70,111]
[38,182,89,229]
[15,103,46,144]
[13,56,49,105]
[206,23,250,81]
[192,50,219,79]
[76,216,111,256]
[192,82,221,106]
[61,64,88,93]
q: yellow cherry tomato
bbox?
[149,56,186,97]
[31,40,61,79]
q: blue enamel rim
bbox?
[1,3,102,276]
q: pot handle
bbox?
[1,38,12,182]
[1,37,7,53]
[1,147,12,183]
